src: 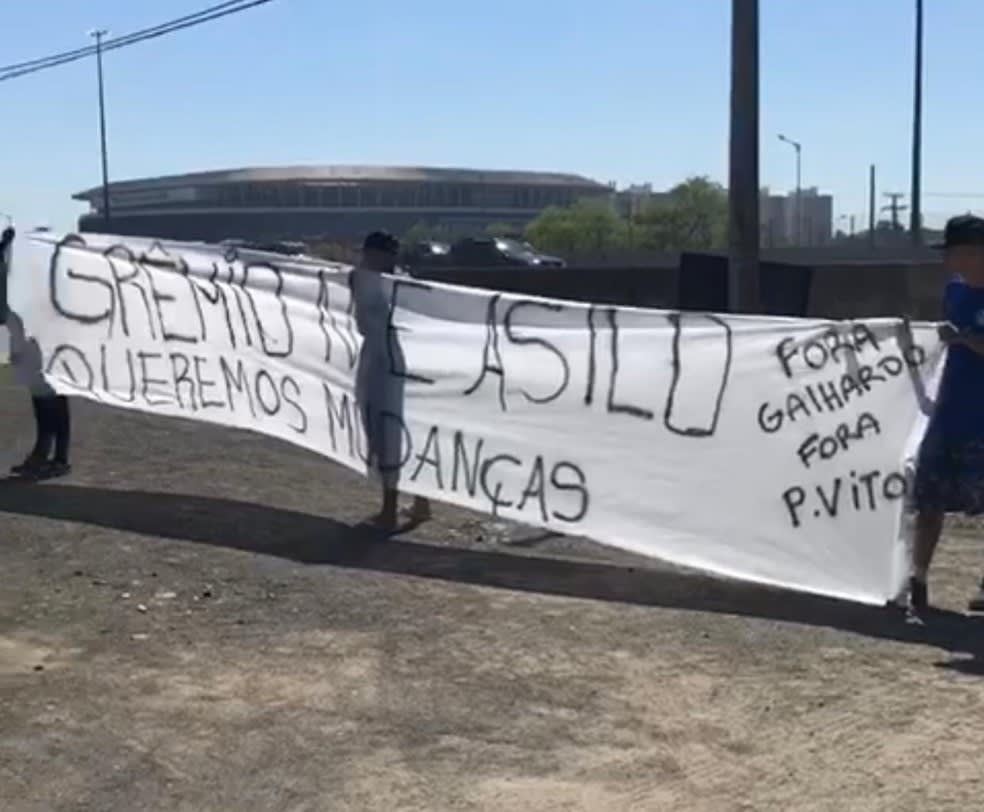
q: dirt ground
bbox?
[1,387,984,812]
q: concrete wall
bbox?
[418,258,948,321]
[806,261,944,320]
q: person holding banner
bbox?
[353,230,431,532]
[910,214,984,615]
[0,226,72,480]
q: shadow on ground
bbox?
[3,480,984,669]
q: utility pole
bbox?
[728,0,760,313]
[883,193,908,231]
[90,29,112,230]
[778,134,802,245]
[868,165,877,250]
[909,0,924,245]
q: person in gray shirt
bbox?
[352,230,431,531]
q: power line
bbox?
[0,1,249,76]
[0,0,273,83]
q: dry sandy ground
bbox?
[2,389,984,811]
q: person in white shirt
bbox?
[352,231,431,531]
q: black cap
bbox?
[362,230,399,255]
[933,214,984,249]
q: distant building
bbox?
[73,165,610,244]
[761,186,834,247]
[611,183,672,220]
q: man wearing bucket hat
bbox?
[909,214,984,615]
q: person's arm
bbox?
[951,332,984,357]
[939,322,984,357]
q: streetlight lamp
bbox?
[778,133,802,245]
[89,29,111,231]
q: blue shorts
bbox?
[913,421,984,514]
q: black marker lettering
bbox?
[411,425,444,488]
[504,300,570,405]
[464,294,507,411]
[242,262,294,358]
[803,339,828,371]
[194,356,223,410]
[137,351,170,406]
[104,244,157,339]
[387,279,435,384]
[776,337,798,378]
[169,352,197,410]
[322,383,355,455]
[758,402,784,433]
[816,477,843,518]
[550,461,589,523]
[782,486,806,528]
[883,472,908,500]
[254,369,281,416]
[48,235,115,328]
[146,262,199,344]
[585,305,598,405]
[851,323,880,354]
[480,453,521,516]
[516,455,549,522]
[850,470,862,511]
[220,357,256,416]
[859,471,880,510]
[100,344,136,403]
[280,375,307,434]
[606,307,654,420]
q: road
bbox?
[1,391,983,811]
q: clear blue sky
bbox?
[0,0,981,233]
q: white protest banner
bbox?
[6,231,944,605]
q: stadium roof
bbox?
[73,164,608,200]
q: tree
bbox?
[485,223,520,238]
[402,221,453,245]
[633,176,727,251]
[525,199,627,257]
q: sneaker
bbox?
[908,577,929,614]
[968,579,984,613]
[10,455,45,477]
[30,461,71,481]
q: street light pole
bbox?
[778,134,802,245]
[90,29,111,231]
[728,0,760,314]
[909,0,924,245]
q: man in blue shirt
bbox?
[910,214,984,614]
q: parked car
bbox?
[401,240,452,270]
[448,237,565,268]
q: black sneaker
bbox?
[10,455,45,477]
[31,461,71,481]
[908,577,929,616]
[968,579,984,613]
